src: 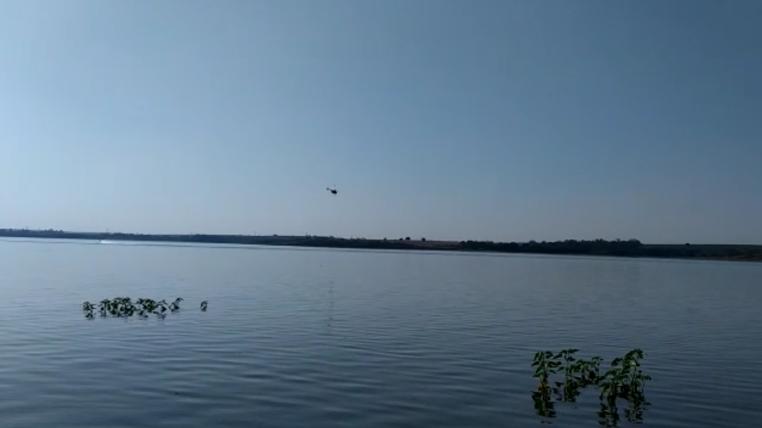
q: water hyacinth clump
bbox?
[531,348,650,426]
[81,297,206,319]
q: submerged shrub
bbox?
[531,351,560,418]
[597,349,651,425]
[530,348,650,426]
[82,297,208,319]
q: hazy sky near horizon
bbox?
[1,0,761,243]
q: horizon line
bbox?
[1,227,760,247]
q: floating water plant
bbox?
[530,348,650,426]
[81,297,208,319]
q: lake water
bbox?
[0,238,760,427]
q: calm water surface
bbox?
[1,239,760,427]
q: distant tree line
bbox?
[457,238,644,256]
[1,229,760,261]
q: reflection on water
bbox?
[532,388,556,420]
[1,239,762,427]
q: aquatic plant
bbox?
[556,352,604,403]
[82,297,207,319]
[597,349,650,425]
[532,351,560,389]
[530,348,650,426]
[530,351,560,419]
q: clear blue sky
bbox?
[1,0,760,243]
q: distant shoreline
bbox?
[1,229,761,262]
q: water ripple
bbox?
[1,240,761,427]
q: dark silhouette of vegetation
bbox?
[2,229,761,261]
[81,297,205,319]
[531,351,559,418]
[531,349,651,426]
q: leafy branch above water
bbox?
[82,297,208,319]
[531,348,650,426]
